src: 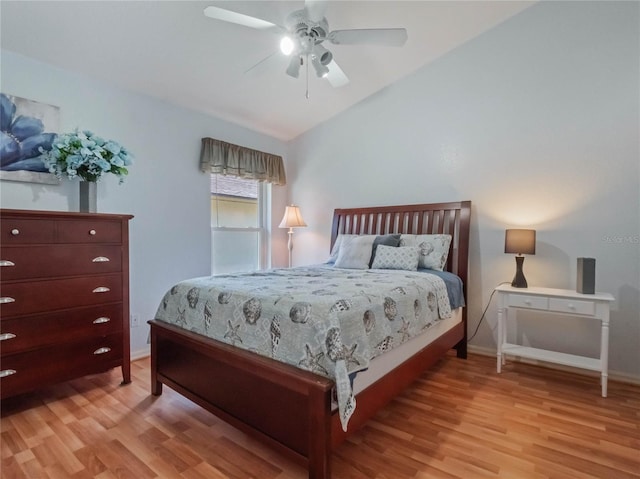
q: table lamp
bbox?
[279,205,307,267]
[504,229,536,288]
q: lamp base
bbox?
[287,229,294,268]
[511,255,528,288]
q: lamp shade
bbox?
[279,205,307,229]
[504,229,536,255]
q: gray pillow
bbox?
[334,235,376,269]
[369,234,401,267]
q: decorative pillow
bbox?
[334,235,376,269]
[371,245,420,271]
[369,234,401,268]
[399,234,452,271]
[327,234,357,263]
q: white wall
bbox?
[1,51,290,357]
[287,2,640,378]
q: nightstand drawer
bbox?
[507,294,548,310]
[549,298,595,316]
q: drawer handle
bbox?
[0,260,15,267]
[0,369,17,378]
[92,256,110,263]
[93,317,111,324]
[0,333,16,341]
[89,229,97,236]
[0,297,15,304]
[92,287,110,293]
[93,347,111,355]
[11,229,19,236]
[524,300,532,305]
[567,303,575,309]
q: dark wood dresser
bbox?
[0,209,133,399]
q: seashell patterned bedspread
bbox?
[155,265,452,431]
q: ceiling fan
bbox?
[203,0,408,88]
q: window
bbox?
[211,174,270,274]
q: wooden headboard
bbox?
[330,201,472,289]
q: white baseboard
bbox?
[468,344,640,386]
[131,347,150,361]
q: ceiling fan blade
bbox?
[325,60,349,88]
[203,6,284,33]
[244,51,279,75]
[304,0,328,23]
[328,28,408,47]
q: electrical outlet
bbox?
[131,314,140,328]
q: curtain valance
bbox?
[199,137,286,186]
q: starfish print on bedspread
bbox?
[299,344,329,375]
[397,318,411,342]
[224,320,242,345]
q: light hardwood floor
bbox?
[2,352,638,479]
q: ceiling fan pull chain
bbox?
[306,54,310,99]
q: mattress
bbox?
[352,307,462,395]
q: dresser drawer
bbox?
[1,303,123,355]
[507,294,549,310]
[549,298,595,316]
[0,244,122,281]
[0,275,122,317]
[1,218,55,244]
[0,333,124,399]
[57,219,122,243]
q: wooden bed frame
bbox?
[149,201,471,479]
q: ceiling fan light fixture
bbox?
[286,55,302,78]
[280,36,295,55]
[313,44,333,66]
[311,55,329,78]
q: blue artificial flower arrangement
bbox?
[40,129,133,183]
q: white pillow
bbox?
[334,235,376,269]
[400,234,452,271]
[328,234,357,263]
[371,245,420,271]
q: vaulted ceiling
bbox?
[1,1,534,141]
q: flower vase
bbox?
[79,181,97,213]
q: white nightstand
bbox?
[495,284,615,397]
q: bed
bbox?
[148,201,471,479]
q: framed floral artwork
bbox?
[1,93,60,184]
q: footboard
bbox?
[149,319,334,478]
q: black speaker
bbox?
[577,258,595,294]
